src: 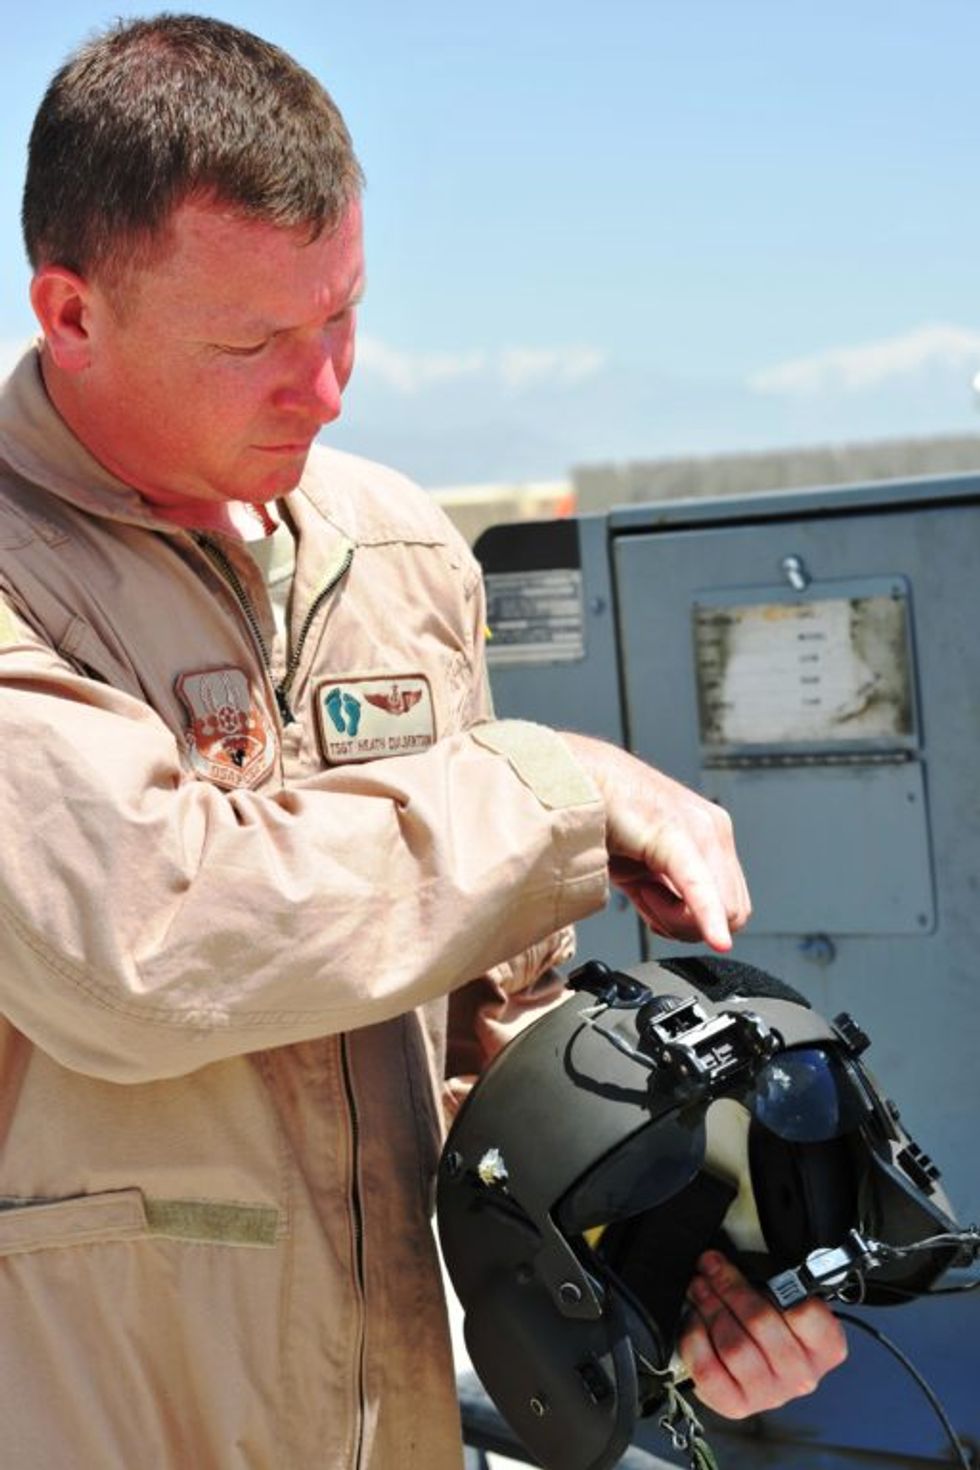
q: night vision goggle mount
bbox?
[570,958,780,1104]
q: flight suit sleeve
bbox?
[0,585,609,1084]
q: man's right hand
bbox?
[559,732,751,952]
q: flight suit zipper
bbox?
[196,535,354,724]
[277,543,354,715]
[340,1034,368,1470]
[195,534,289,718]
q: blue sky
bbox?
[5,1,980,485]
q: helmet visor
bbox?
[749,1046,868,1143]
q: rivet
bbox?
[781,554,810,591]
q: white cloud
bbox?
[498,345,606,389]
[356,335,486,393]
[748,323,980,397]
[356,333,605,394]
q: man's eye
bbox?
[329,300,361,326]
[220,339,271,358]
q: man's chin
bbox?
[248,447,314,499]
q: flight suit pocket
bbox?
[0,1187,281,1255]
[0,1188,147,1255]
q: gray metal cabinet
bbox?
[476,474,980,1468]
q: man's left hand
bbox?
[678,1250,848,1419]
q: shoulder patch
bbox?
[175,666,277,790]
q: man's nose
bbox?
[308,353,343,422]
[302,345,344,423]
[276,339,346,422]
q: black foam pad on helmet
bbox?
[746,1125,860,1268]
[597,1169,737,1352]
[657,955,812,1010]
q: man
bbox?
[0,15,844,1467]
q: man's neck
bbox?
[155,498,280,539]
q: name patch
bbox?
[175,666,277,789]
[315,673,436,763]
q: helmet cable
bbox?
[577,1004,658,1070]
[833,1310,975,1470]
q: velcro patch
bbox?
[175,666,277,789]
[315,673,436,763]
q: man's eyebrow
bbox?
[207,275,366,339]
[231,316,279,336]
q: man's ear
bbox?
[30,265,95,372]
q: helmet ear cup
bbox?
[464,1270,639,1470]
[747,1120,860,1268]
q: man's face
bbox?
[67,197,364,512]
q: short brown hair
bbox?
[22,13,364,282]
